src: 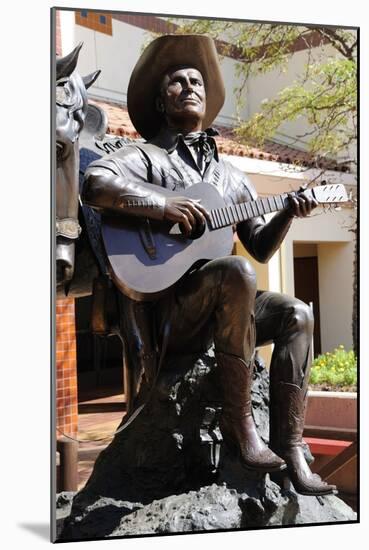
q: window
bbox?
[75,11,113,36]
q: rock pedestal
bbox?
[59,349,356,540]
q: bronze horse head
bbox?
[56,43,100,293]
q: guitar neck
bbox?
[209,192,294,230]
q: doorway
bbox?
[75,295,124,396]
[293,243,321,356]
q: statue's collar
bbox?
[148,127,220,159]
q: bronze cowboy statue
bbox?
[81,35,336,496]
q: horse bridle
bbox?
[56,217,82,240]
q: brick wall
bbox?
[75,10,112,36]
[55,9,61,56]
[112,12,176,34]
[55,10,79,440]
[56,298,78,437]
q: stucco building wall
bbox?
[56,8,357,365]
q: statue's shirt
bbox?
[83,127,267,256]
[85,127,261,208]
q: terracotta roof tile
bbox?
[91,99,350,172]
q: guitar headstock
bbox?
[307,184,349,205]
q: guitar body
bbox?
[102,182,234,301]
[101,180,348,301]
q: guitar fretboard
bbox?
[209,192,293,229]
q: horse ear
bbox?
[83,69,101,90]
[56,42,83,79]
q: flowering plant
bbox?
[310,345,357,390]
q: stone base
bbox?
[58,349,356,540]
[57,482,356,540]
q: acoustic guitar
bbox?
[101,182,349,301]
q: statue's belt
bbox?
[56,217,82,239]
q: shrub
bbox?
[310,345,357,389]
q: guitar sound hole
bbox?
[188,221,206,240]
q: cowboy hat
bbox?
[127,34,225,140]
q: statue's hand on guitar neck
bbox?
[164,196,210,236]
[286,189,319,218]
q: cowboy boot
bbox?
[269,381,314,467]
[217,352,286,473]
[270,382,337,495]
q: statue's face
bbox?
[158,66,206,127]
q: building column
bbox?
[56,298,78,436]
[56,297,79,491]
[55,9,62,56]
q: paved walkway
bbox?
[77,389,127,490]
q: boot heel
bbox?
[270,470,292,491]
[222,433,239,457]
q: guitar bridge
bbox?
[139,218,157,259]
